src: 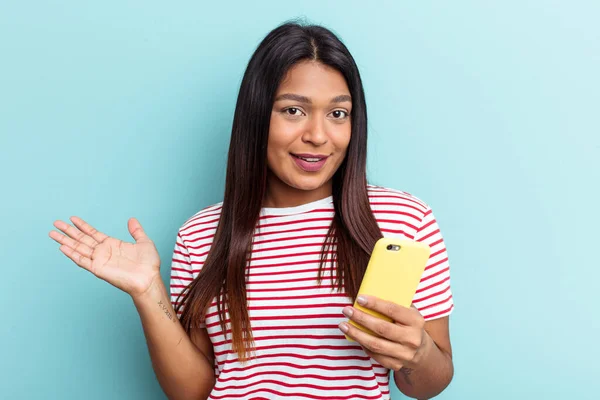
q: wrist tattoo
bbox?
[400,367,414,385]
[158,300,175,322]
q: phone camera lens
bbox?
[386,245,393,250]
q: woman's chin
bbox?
[288,177,331,193]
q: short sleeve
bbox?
[169,232,205,327]
[412,206,454,320]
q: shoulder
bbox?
[367,184,430,214]
[177,201,223,240]
[367,184,431,239]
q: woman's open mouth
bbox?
[291,153,329,172]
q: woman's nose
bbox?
[302,115,328,145]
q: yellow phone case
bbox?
[345,238,430,341]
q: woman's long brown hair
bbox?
[174,21,382,361]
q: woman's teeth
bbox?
[300,157,320,162]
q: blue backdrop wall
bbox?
[1,1,599,399]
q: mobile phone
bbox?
[345,237,430,341]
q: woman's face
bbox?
[267,61,352,200]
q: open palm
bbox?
[49,216,161,298]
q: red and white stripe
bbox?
[170,185,454,399]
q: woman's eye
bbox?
[330,110,349,119]
[285,107,303,116]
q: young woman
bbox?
[49,22,454,400]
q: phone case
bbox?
[345,237,431,341]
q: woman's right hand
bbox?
[49,216,162,299]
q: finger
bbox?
[49,230,94,259]
[357,295,422,326]
[343,306,409,343]
[339,320,399,357]
[58,244,92,271]
[70,216,108,244]
[363,349,404,372]
[53,220,98,249]
[128,218,150,243]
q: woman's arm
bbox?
[340,298,453,399]
[133,276,216,400]
[49,217,215,399]
[393,317,453,399]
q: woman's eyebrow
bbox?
[274,93,352,104]
[330,94,352,104]
[274,93,311,103]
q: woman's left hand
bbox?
[339,295,432,371]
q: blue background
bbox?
[1,1,599,399]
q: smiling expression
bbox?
[266,61,352,204]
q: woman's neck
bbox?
[263,173,332,208]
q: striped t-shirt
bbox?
[170,185,454,399]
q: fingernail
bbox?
[342,307,353,317]
[357,296,367,306]
[339,322,349,332]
